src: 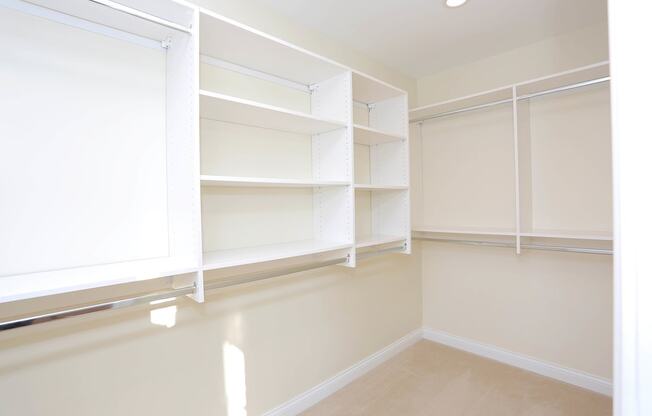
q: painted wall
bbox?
[413,23,613,380]
[417,23,609,106]
[0,1,421,416]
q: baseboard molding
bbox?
[263,328,423,416]
[422,328,612,397]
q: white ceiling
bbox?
[250,0,608,78]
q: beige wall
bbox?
[0,2,421,416]
[414,23,613,379]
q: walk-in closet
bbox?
[1,0,650,415]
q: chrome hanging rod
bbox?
[410,76,611,124]
[414,236,612,255]
[357,244,407,261]
[203,256,347,291]
[0,285,196,332]
[86,0,192,34]
[517,76,610,101]
[411,98,513,123]
[0,257,348,332]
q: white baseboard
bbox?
[422,328,612,397]
[263,329,423,416]
[264,327,611,415]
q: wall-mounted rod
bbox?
[414,236,613,255]
[516,76,610,101]
[356,244,406,261]
[87,0,192,34]
[0,257,349,332]
[0,285,196,332]
[203,256,347,291]
[411,98,512,123]
[410,76,610,124]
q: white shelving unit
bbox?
[0,0,410,304]
[197,9,410,273]
[0,0,203,303]
[410,62,612,251]
[352,72,410,254]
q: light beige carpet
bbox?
[301,340,611,416]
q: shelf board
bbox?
[200,175,349,188]
[355,184,408,191]
[353,124,405,145]
[412,226,517,237]
[203,240,352,271]
[353,71,405,104]
[521,231,613,241]
[356,234,406,249]
[200,9,347,86]
[200,90,346,135]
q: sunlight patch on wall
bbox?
[223,341,247,416]
[149,298,177,328]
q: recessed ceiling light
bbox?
[446,0,467,7]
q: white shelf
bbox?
[200,9,347,86]
[354,124,405,145]
[203,240,352,271]
[521,231,613,241]
[353,71,405,104]
[200,90,346,135]
[355,184,408,191]
[412,226,517,237]
[200,175,349,188]
[356,234,406,249]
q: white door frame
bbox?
[609,2,652,415]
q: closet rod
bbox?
[86,0,192,34]
[357,244,407,261]
[412,98,513,122]
[410,76,611,124]
[0,285,196,332]
[203,256,347,291]
[414,236,613,255]
[517,76,611,101]
[0,257,348,332]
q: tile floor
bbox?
[301,340,611,416]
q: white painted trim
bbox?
[263,329,423,416]
[422,328,612,396]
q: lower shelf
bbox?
[356,234,406,249]
[203,240,352,271]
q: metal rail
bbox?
[411,76,611,124]
[414,236,613,255]
[87,0,192,34]
[0,257,349,332]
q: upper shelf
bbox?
[200,175,349,188]
[200,90,346,135]
[410,87,513,123]
[353,71,405,104]
[410,61,610,123]
[353,124,405,145]
[200,9,347,86]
